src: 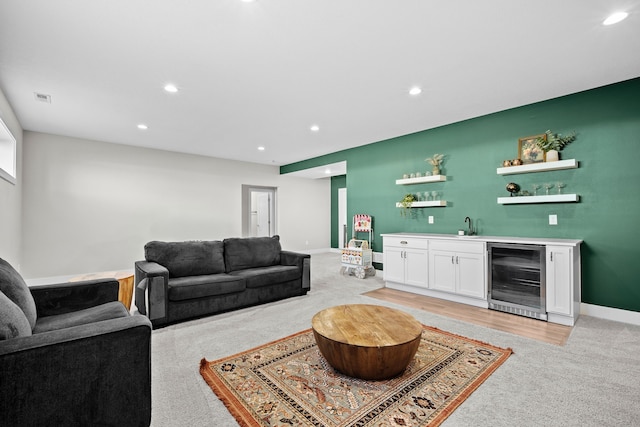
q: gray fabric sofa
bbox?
[134,235,310,328]
[0,257,152,427]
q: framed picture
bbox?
[518,134,546,164]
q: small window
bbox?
[0,118,17,185]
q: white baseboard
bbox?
[580,303,640,326]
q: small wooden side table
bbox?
[311,304,422,380]
[69,270,135,310]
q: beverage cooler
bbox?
[487,242,547,320]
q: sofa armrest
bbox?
[30,279,120,317]
[134,260,169,324]
[281,251,311,291]
[280,250,310,268]
[0,315,152,427]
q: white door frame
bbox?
[242,185,277,237]
[338,187,347,248]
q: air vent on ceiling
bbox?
[34,92,51,103]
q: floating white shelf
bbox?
[396,200,447,208]
[497,194,579,204]
[496,159,578,175]
[396,175,447,185]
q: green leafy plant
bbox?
[536,130,577,152]
[399,193,416,217]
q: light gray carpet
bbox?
[149,252,640,426]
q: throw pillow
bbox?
[144,241,225,278]
[0,257,37,330]
[224,235,282,272]
[0,290,32,340]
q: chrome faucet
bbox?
[464,217,474,236]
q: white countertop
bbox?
[381,233,582,247]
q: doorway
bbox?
[338,187,347,248]
[242,185,277,237]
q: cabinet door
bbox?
[429,250,456,292]
[456,252,486,299]
[405,249,429,288]
[546,246,572,315]
[384,247,406,284]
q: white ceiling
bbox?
[1,1,639,175]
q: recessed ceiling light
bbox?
[258,146,265,151]
[164,84,178,93]
[137,124,148,130]
[603,12,628,25]
[409,87,422,96]
[324,168,331,174]
[310,125,320,132]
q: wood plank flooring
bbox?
[363,287,572,346]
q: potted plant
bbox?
[535,130,576,162]
[425,154,445,175]
[399,193,416,217]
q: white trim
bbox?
[299,247,335,255]
[0,167,16,185]
[580,303,640,326]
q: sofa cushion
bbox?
[224,236,282,273]
[168,275,245,301]
[145,240,225,278]
[0,291,33,340]
[32,301,129,334]
[229,265,300,289]
[0,257,37,330]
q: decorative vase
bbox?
[546,149,559,162]
[506,182,520,196]
[432,166,440,175]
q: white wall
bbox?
[21,131,330,278]
[0,88,23,268]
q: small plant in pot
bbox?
[425,154,445,175]
[399,193,416,217]
[536,130,576,162]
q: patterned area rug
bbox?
[200,326,512,427]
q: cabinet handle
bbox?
[451,256,454,264]
[550,252,553,262]
[400,241,408,245]
[456,256,459,264]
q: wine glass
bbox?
[544,183,554,195]
[532,184,541,196]
[431,191,439,201]
[556,182,566,194]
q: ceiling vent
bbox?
[34,92,51,103]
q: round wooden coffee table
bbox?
[311,304,422,380]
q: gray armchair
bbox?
[0,257,152,427]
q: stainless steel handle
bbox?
[451,256,455,264]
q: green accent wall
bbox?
[281,77,640,313]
